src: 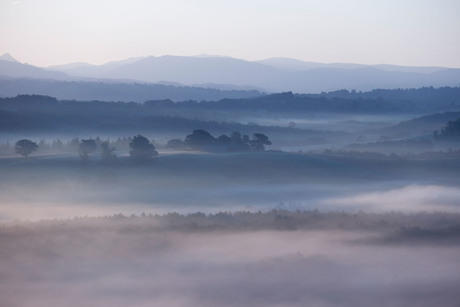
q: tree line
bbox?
[8,129,272,161]
[12,135,157,162]
[434,118,460,139]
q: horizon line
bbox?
[1,52,458,70]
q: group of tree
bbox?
[12,135,158,162]
[181,129,272,152]
[79,135,158,162]
[11,129,270,159]
[439,118,460,138]
[61,209,460,234]
[434,118,460,140]
[0,136,135,156]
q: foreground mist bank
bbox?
[1,211,460,307]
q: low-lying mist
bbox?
[1,144,460,306]
[1,212,460,307]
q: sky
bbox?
[1,0,459,67]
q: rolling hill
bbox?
[2,53,460,94]
[45,55,460,93]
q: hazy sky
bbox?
[1,0,459,67]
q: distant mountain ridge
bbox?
[1,53,460,94]
[0,53,18,62]
[0,56,70,80]
[257,57,448,74]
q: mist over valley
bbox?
[1,1,460,304]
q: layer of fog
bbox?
[1,151,459,221]
[1,215,460,307]
[2,148,459,306]
[3,183,460,222]
[324,184,460,213]
[241,113,416,131]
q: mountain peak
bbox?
[0,53,19,62]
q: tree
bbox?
[229,132,250,151]
[129,135,158,161]
[184,129,215,150]
[250,133,272,151]
[79,139,97,161]
[15,139,39,157]
[100,141,117,163]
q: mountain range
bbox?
[1,53,460,95]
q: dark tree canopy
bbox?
[184,129,216,150]
[79,139,97,161]
[216,134,232,146]
[229,132,250,151]
[181,129,272,152]
[15,139,38,157]
[129,135,158,160]
[250,133,272,151]
[440,118,460,138]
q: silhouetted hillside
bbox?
[0,59,69,80]
[1,88,460,134]
[380,111,460,138]
[144,87,460,115]
[0,78,263,102]
[0,95,340,145]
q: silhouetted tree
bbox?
[250,133,272,151]
[129,135,158,161]
[100,141,117,163]
[440,118,460,138]
[79,139,97,161]
[216,134,232,146]
[15,139,38,157]
[184,129,215,150]
[230,132,250,151]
